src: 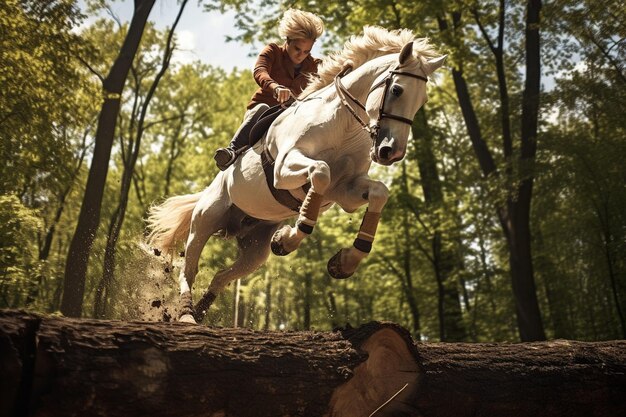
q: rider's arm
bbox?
[253,43,283,97]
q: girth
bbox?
[261,145,310,213]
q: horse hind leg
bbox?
[178,187,230,324]
[178,225,210,323]
[194,221,280,323]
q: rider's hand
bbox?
[274,86,291,103]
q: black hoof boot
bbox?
[327,249,354,279]
[271,227,293,256]
[193,291,216,323]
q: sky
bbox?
[78,2,565,94]
[80,0,259,71]
[80,1,328,71]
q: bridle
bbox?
[334,65,428,144]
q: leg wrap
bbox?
[353,210,381,253]
[194,292,216,322]
[297,190,324,234]
[179,291,194,317]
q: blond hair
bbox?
[278,9,324,41]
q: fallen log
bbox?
[1,310,625,417]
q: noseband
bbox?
[334,65,428,144]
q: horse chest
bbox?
[328,136,372,174]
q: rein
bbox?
[334,65,428,142]
[259,64,428,214]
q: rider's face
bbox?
[285,38,314,65]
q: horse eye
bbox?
[391,85,404,97]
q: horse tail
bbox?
[146,191,203,255]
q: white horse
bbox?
[147,26,446,324]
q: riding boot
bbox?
[214,147,237,171]
[214,103,269,171]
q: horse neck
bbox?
[340,55,397,101]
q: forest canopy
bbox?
[0,0,624,342]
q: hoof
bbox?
[193,310,207,324]
[271,228,292,256]
[327,249,354,279]
[193,291,216,323]
[179,314,196,324]
[271,240,292,256]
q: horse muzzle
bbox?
[372,135,405,165]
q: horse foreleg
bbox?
[328,177,389,279]
[271,149,330,256]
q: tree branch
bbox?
[583,31,626,84]
[76,55,105,84]
[471,8,498,55]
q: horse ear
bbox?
[398,42,414,65]
[424,55,447,74]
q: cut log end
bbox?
[178,314,196,324]
[329,327,420,416]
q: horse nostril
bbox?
[378,145,392,160]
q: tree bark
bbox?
[413,338,626,417]
[515,0,545,341]
[2,310,625,417]
[0,311,404,417]
[60,0,155,317]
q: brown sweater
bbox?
[248,43,319,109]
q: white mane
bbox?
[300,26,440,97]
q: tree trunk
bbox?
[412,338,626,417]
[536,228,572,338]
[1,310,625,417]
[437,9,546,341]
[604,225,626,337]
[401,243,422,338]
[304,272,312,330]
[94,201,123,318]
[94,1,188,319]
[501,205,545,341]
[263,274,271,330]
[397,167,422,338]
[412,110,466,341]
[60,0,155,317]
[234,282,245,328]
[513,0,545,341]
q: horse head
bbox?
[365,42,447,165]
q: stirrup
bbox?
[214,147,237,171]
